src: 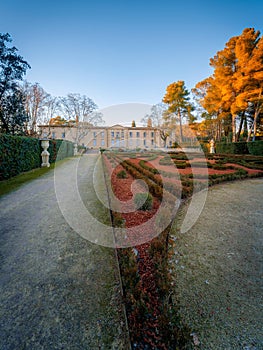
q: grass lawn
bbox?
[0,158,75,197]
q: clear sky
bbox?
[1,0,263,125]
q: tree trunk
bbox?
[243,116,248,139]
[247,122,253,142]
[178,110,183,143]
[253,111,259,141]
[0,110,9,133]
[236,112,245,141]
[232,114,236,142]
[247,111,259,142]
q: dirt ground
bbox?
[170,178,263,350]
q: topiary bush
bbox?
[134,192,153,211]
[117,169,128,179]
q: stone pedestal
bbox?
[74,143,78,156]
[209,139,215,154]
[41,139,50,167]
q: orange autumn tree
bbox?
[49,116,68,125]
[193,28,263,142]
[233,29,263,140]
[193,76,232,140]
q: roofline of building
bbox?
[38,124,159,130]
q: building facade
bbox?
[39,124,165,149]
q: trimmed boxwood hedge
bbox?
[247,141,263,156]
[0,135,74,180]
[48,139,74,163]
[215,142,248,154]
[215,141,263,156]
[0,134,41,180]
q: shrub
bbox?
[48,139,74,163]
[139,160,159,174]
[212,164,235,170]
[169,152,188,160]
[199,141,209,153]
[191,161,212,168]
[247,141,263,156]
[174,161,187,169]
[0,135,74,180]
[117,169,128,179]
[112,211,125,227]
[0,134,41,180]
[119,158,163,200]
[134,192,153,211]
[216,142,249,154]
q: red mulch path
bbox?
[104,155,168,349]
[110,161,161,228]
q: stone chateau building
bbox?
[38,123,167,149]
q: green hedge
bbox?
[215,142,249,154]
[0,135,74,180]
[48,139,74,163]
[247,141,263,156]
[0,134,41,180]
[215,141,263,155]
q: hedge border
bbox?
[0,135,74,180]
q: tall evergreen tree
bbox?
[163,81,195,143]
[0,33,30,134]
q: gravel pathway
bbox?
[171,178,263,350]
[0,155,129,350]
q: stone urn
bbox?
[40,139,50,167]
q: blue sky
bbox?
[1,0,263,125]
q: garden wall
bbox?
[0,134,74,180]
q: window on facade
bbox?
[143,132,146,138]
[129,131,133,137]
[52,132,56,139]
[121,131,124,138]
[116,131,120,138]
[143,140,146,146]
[111,139,115,146]
[101,140,105,146]
[61,132,65,138]
[151,139,154,145]
[93,131,97,137]
[101,131,104,138]
[136,132,140,138]
[93,139,97,146]
[151,132,154,138]
[111,131,114,137]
